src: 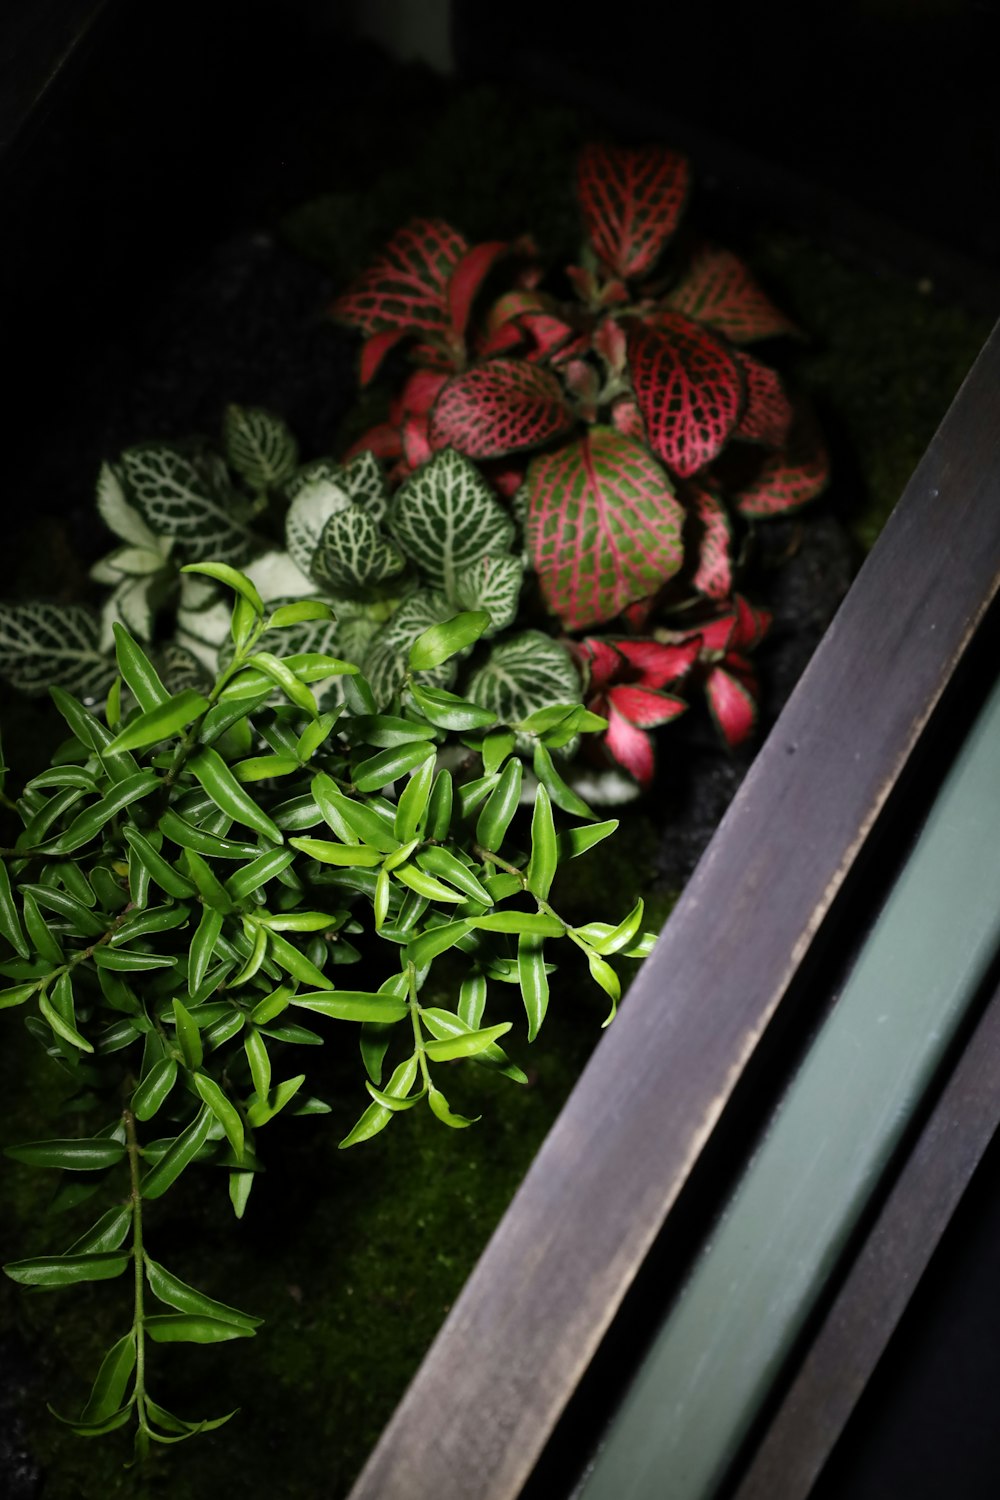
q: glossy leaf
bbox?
[353,740,436,792]
[408,610,491,672]
[80,1333,137,1425]
[132,1057,179,1121]
[475,757,523,851]
[667,241,797,343]
[416,846,493,905]
[389,449,515,600]
[145,1256,262,1329]
[141,1104,213,1199]
[429,360,573,459]
[106,690,209,753]
[427,1087,478,1129]
[188,749,282,843]
[3,1252,130,1287]
[5,1138,125,1171]
[525,783,558,900]
[518,932,549,1041]
[145,1314,254,1345]
[112,623,169,710]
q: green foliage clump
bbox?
[0,566,654,1454]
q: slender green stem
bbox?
[124,1107,149,1450]
[406,961,431,1090]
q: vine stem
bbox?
[123,1107,150,1457]
[406,961,431,1091]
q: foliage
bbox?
[330,140,830,777]
[0,571,656,1453]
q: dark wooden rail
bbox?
[349,323,1000,1500]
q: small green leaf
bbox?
[473,911,563,936]
[141,1105,213,1199]
[132,1057,179,1121]
[290,990,409,1023]
[353,740,436,793]
[394,755,436,844]
[475,757,523,850]
[424,1020,512,1061]
[575,899,645,956]
[159,811,260,861]
[532,743,595,819]
[0,864,31,960]
[457,972,487,1029]
[587,948,621,1023]
[145,1255,261,1329]
[426,769,454,840]
[180,563,264,616]
[80,1333,137,1424]
[0,981,39,1010]
[122,827,197,899]
[182,849,234,913]
[145,1314,254,1345]
[409,682,497,732]
[339,1054,419,1147]
[311,782,398,853]
[39,989,93,1053]
[265,929,333,989]
[106,689,209,753]
[3,1252,130,1287]
[393,864,465,904]
[416,846,493,905]
[427,1087,479,1129]
[233,754,300,782]
[267,600,335,630]
[229,1171,254,1220]
[94,946,177,974]
[41,771,163,855]
[188,749,283,843]
[5,1138,125,1171]
[244,1028,271,1100]
[245,1073,307,1127]
[408,611,491,671]
[66,1205,133,1255]
[558,818,620,860]
[482,728,516,776]
[224,847,297,901]
[173,998,204,1071]
[518,933,549,1041]
[525,783,558,900]
[245,651,317,717]
[288,837,382,868]
[348,715,437,748]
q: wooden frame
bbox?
[349,322,1000,1500]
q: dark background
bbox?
[2,3,999,1496]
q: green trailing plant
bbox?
[0,565,654,1452]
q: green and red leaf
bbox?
[447,241,509,340]
[577,143,691,280]
[706,660,759,747]
[429,360,574,459]
[627,313,745,478]
[734,352,795,448]
[330,218,468,339]
[667,242,798,343]
[525,426,684,630]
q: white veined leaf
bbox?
[466,631,581,725]
[284,459,344,501]
[340,450,388,521]
[96,462,159,548]
[157,643,212,695]
[363,590,458,708]
[389,449,515,602]
[310,508,406,594]
[222,404,299,491]
[241,548,316,603]
[285,478,353,576]
[452,553,524,634]
[0,604,116,699]
[112,578,158,643]
[96,544,171,579]
[121,445,251,564]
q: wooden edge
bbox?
[348,322,1000,1500]
[731,962,1000,1500]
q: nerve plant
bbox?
[0,566,653,1452]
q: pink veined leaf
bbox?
[604,705,657,785]
[577,143,691,281]
[627,312,745,478]
[477,321,526,359]
[735,407,830,518]
[706,660,758,748]
[330,218,468,338]
[484,288,551,334]
[448,241,509,341]
[609,685,688,728]
[428,359,574,460]
[360,328,408,387]
[576,636,625,692]
[409,340,456,371]
[610,396,646,442]
[403,416,433,469]
[734,352,795,448]
[491,463,525,499]
[525,426,685,630]
[730,594,772,652]
[667,242,798,343]
[611,637,701,689]
[689,482,735,600]
[593,317,627,374]
[345,423,404,463]
[563,359,601,405]
[621,597,657,631]
[566,264,599,304]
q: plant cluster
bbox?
[0,139,828,1458]
[0,566,653,1450]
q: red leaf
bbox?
[402,416,433,470]
[706,664,758,748]
[563,359,601,405]
[577,144,691,280]
[525,426,685,630]
[330,218,468,338]
[734,353,794,448]
[344,423,404,463]
[627,313,745,478]
[730,596,772,652]
[609,685,687,729]
[593,317,627,374]
[689,482,734,601]
[577,637,625,692]
[448,241,509,341]
[398,369,449,418]
[610,637,700,689]
[485,289,550,332]
[360,328,407,387]
[667,242,798,343]
[604,705,657,786]
[428,359,574,460]
[477,321,526,359]
[735,407,830,518]
[491,463,525,500]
